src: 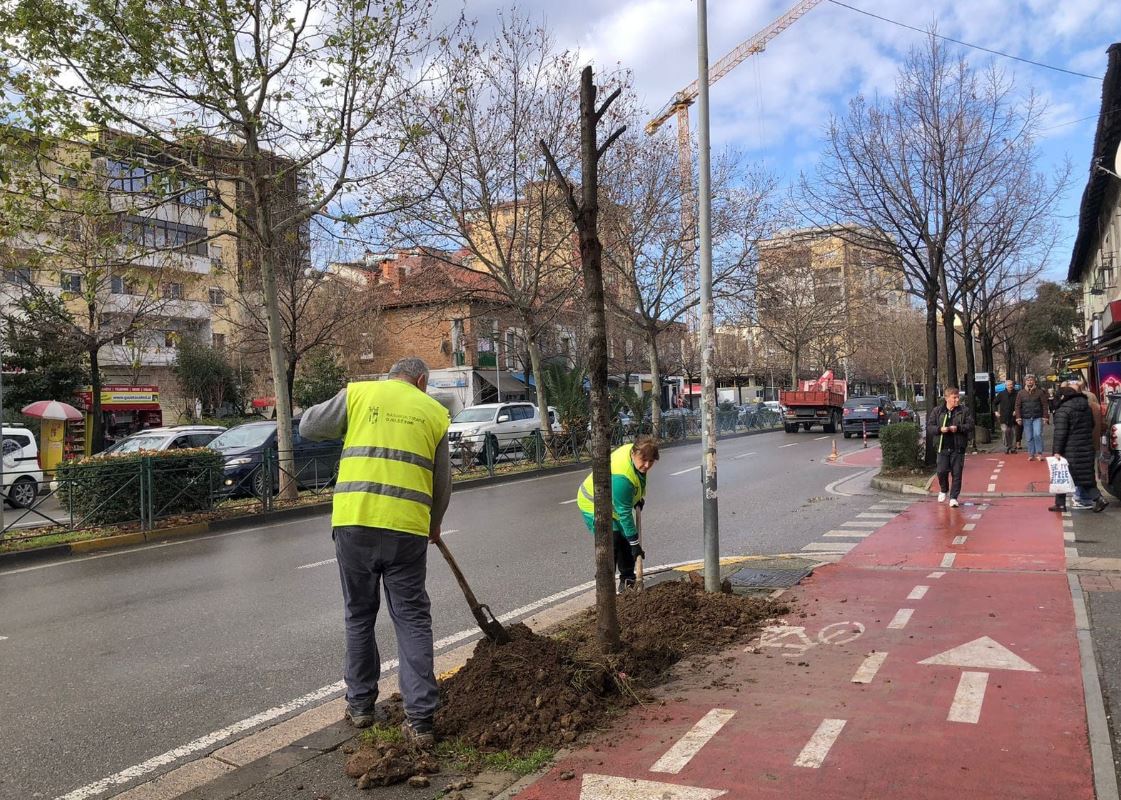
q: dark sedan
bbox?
[842,396,899,438]
[209,418,341,498]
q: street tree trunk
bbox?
[646,331,661,439]
[89,346,103,454]
[541,66,626,653]
[924,292,940,464]
[524,328,551,439]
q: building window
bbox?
[212,333,226,349]
[208,287,225,305]
[625,338,634,358]
[107,159,154,193]
[60,273,82,293]
[163,282,183,300]
[122,215,208,256]
[164,331,178,348]
[4,266,32,287]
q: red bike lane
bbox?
[516,484,1092,799]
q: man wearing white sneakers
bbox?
[926,387,975,508]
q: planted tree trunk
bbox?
[646,333,662,439]
[541,66,626,653]
[924,293,940,464]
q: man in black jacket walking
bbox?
[995,381,1019,454]
[927,387,975,508]
[1051,383,1107,513]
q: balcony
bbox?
[103,293,213,320]
[131,249,214,275]
[99,344,177,367]
[478,352,497,368]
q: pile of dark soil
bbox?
[435,579,785,752]
[345,579,785,788]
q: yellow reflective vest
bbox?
[575,443,645,539]
[332,379,450,536]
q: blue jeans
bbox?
[1023,417,1044,456]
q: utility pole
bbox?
[695,0,720,592]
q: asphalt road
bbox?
[0,430,883,799]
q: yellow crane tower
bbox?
[646,0,824,325]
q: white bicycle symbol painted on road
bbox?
[755,621,866,657]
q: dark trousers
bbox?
[334,526,437,723]
[1001,424,1016,452]
[613,526,636,586]
[936,451,965,499]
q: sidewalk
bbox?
[514,449,1114,799]
[109,448,1121,800]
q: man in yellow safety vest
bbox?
[300,357,450,749]
[575,435,660,591]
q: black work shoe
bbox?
[1048,504,1066,513]
[345,706,377,729]
[1094,498,1109,513]
[402,718,436,750]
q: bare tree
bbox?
[541,66,626,653]
[599,119,773,435]
[804,34,1053,452]
[2,0,445,494]
[395,15,583,437]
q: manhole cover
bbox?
[728,567,814,589]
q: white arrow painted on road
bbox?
[918,636,1039,672]
[919,637,1038,724]
[580,774,726,799]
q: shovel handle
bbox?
[635,506,644,588]
[434,536,482,609]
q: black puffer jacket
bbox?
[1053,390,1096,486]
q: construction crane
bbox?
[646,0,823,327]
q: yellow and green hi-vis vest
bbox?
[332,379,450,536]
[575,442,645,520]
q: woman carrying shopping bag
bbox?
[1050,383,1108,512]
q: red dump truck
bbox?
[779,371,847,434]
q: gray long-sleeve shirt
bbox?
[299,385,452,532]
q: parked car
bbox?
[1,425,42,508]
[1101,393,1121,500]
[841,396,900,438]
[103,425,226,454]
[447,402,542,464]
[210,418,341,497]
[894,401,916,423]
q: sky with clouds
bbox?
[453,0,1121,281]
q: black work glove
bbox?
[634,499,645,512]
[630,541,645,560]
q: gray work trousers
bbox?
[334,526,437,723]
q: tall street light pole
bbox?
[695,0,720,591]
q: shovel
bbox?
[433,536,511,645]
[634,506,644,591]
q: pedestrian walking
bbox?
[1050,383,1108,513]
[995,380,1019,454]
[575,436,660,591]
[300,357,451,748]
[1014,375,1050,461]
[927,387,975,508]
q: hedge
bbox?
[880,422,923,471]
[55,448,226,525]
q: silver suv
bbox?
[447,402,542,464]
[2,425,43,508]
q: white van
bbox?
[2,425,43,508]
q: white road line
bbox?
[296,558,336,570]
[869,505,906,512]
[732,452,757,460]
[941,553,957,568]
[801,542,857,553]
[927,571,946,579]
[841,521,879,528]
[978,504,991,510]
[0,635,7,641]
[952,536,968,545]
[671,465,702,476]
[989,475,999,482]
[948,671,989,724]
[814,435,830,440]
[1065,529,1075,542]
[987,483,997,492]
[824,530,871,538]
[559,498,578,505]
[968,514,982,520]
[907,585,929,600]
[851,652,888,684]
[887,608,914,629]
[55,576,610,800]
[779,443,798,449]
[962,523,976,531]
[1066,546,1080,559]
[794,719,847,768]
[855,512,896,519]
[650,708,737,774]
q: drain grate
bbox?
[728,567,814,589]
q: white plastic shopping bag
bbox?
[1047,455,1075,494]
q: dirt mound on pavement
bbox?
[435,579,785,753]
[346,579,786,787]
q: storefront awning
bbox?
[475,370,527,390]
